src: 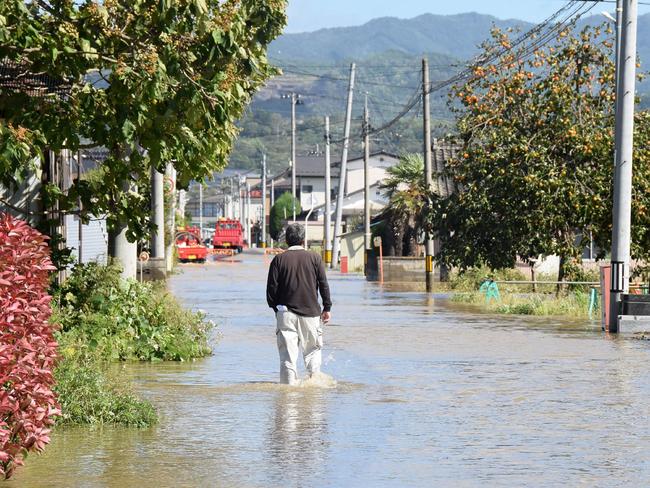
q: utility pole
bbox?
[324,116,332,266]
[291,93,297,221]
[423,58,435,292]
[165,163,176,271]
[246,182,251,246]
[332,62,356,268]
[231,177,236,220]
[261,153,267,248]
[616,0,623,91]
[199,182,203,240]
[270,177,275,248]
[151,166,165,259]
[77,151,82,265]
[363,94,371,276]
[282,93,301,221]
[609,0,638,332]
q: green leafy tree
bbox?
[269,191,300,240]
[380,153,428,256]
[432,24,650,281]
[0,0,287,240]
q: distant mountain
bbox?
[269,13,532,62]
[270,12,650,68]
[230,11,650,171]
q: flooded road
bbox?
[13,252,650,487]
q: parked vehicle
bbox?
[175,227,208,263]
[213,219,244,252]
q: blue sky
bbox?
[286,0,650,33]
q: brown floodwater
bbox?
[11,252,650,487]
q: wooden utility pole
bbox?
[332,63,356,268]
[609,0,639,332]
[423,58,435,292]
[324,116,332,266]
[363,94,371,276]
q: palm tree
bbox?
[380,154,428,256]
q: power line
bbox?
[281,67,421,89]
[364,0,596,138]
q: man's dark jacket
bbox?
[266,248,332,317]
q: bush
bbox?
[53,349,156,427]
[49,262,214,428]
[53,263,213,362]
[269,192,301,240]
[0,214,60,479]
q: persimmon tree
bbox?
[0,0,286,239]
[432,25,650,280]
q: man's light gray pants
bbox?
[276,310,323,385]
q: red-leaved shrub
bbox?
[0,213,60,479]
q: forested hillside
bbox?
[229,12,650,174]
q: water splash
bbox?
[298,371,337,389]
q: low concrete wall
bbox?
[141,257,167,281]
[368,256,426,283]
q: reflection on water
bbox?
[12,253,650,487]
[266,388,329,487]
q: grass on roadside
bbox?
[451,289,595,318]
[53,350,157,427]
[51,262,215,427]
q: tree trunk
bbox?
[108,178,138,279]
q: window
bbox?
[203,203,218,217]
[302,185,313,194]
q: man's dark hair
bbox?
[285,224,305,247]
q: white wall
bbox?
[299,176,327,210]
[346,154,399,194]
[65,215,109,265]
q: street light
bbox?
[602,10,616,22]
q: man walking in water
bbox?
[266,224,332,385]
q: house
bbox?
[270,150,398,210]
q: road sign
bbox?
[139,251,150,262]
[373,236,382,247]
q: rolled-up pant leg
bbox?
[276,310,300,385]
[297,315,323,376]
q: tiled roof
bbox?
[293,155,341,178]
[0,59,71,98]
[431,139,459,197]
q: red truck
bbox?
[213,219,244,252]
[175,227,208,263]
